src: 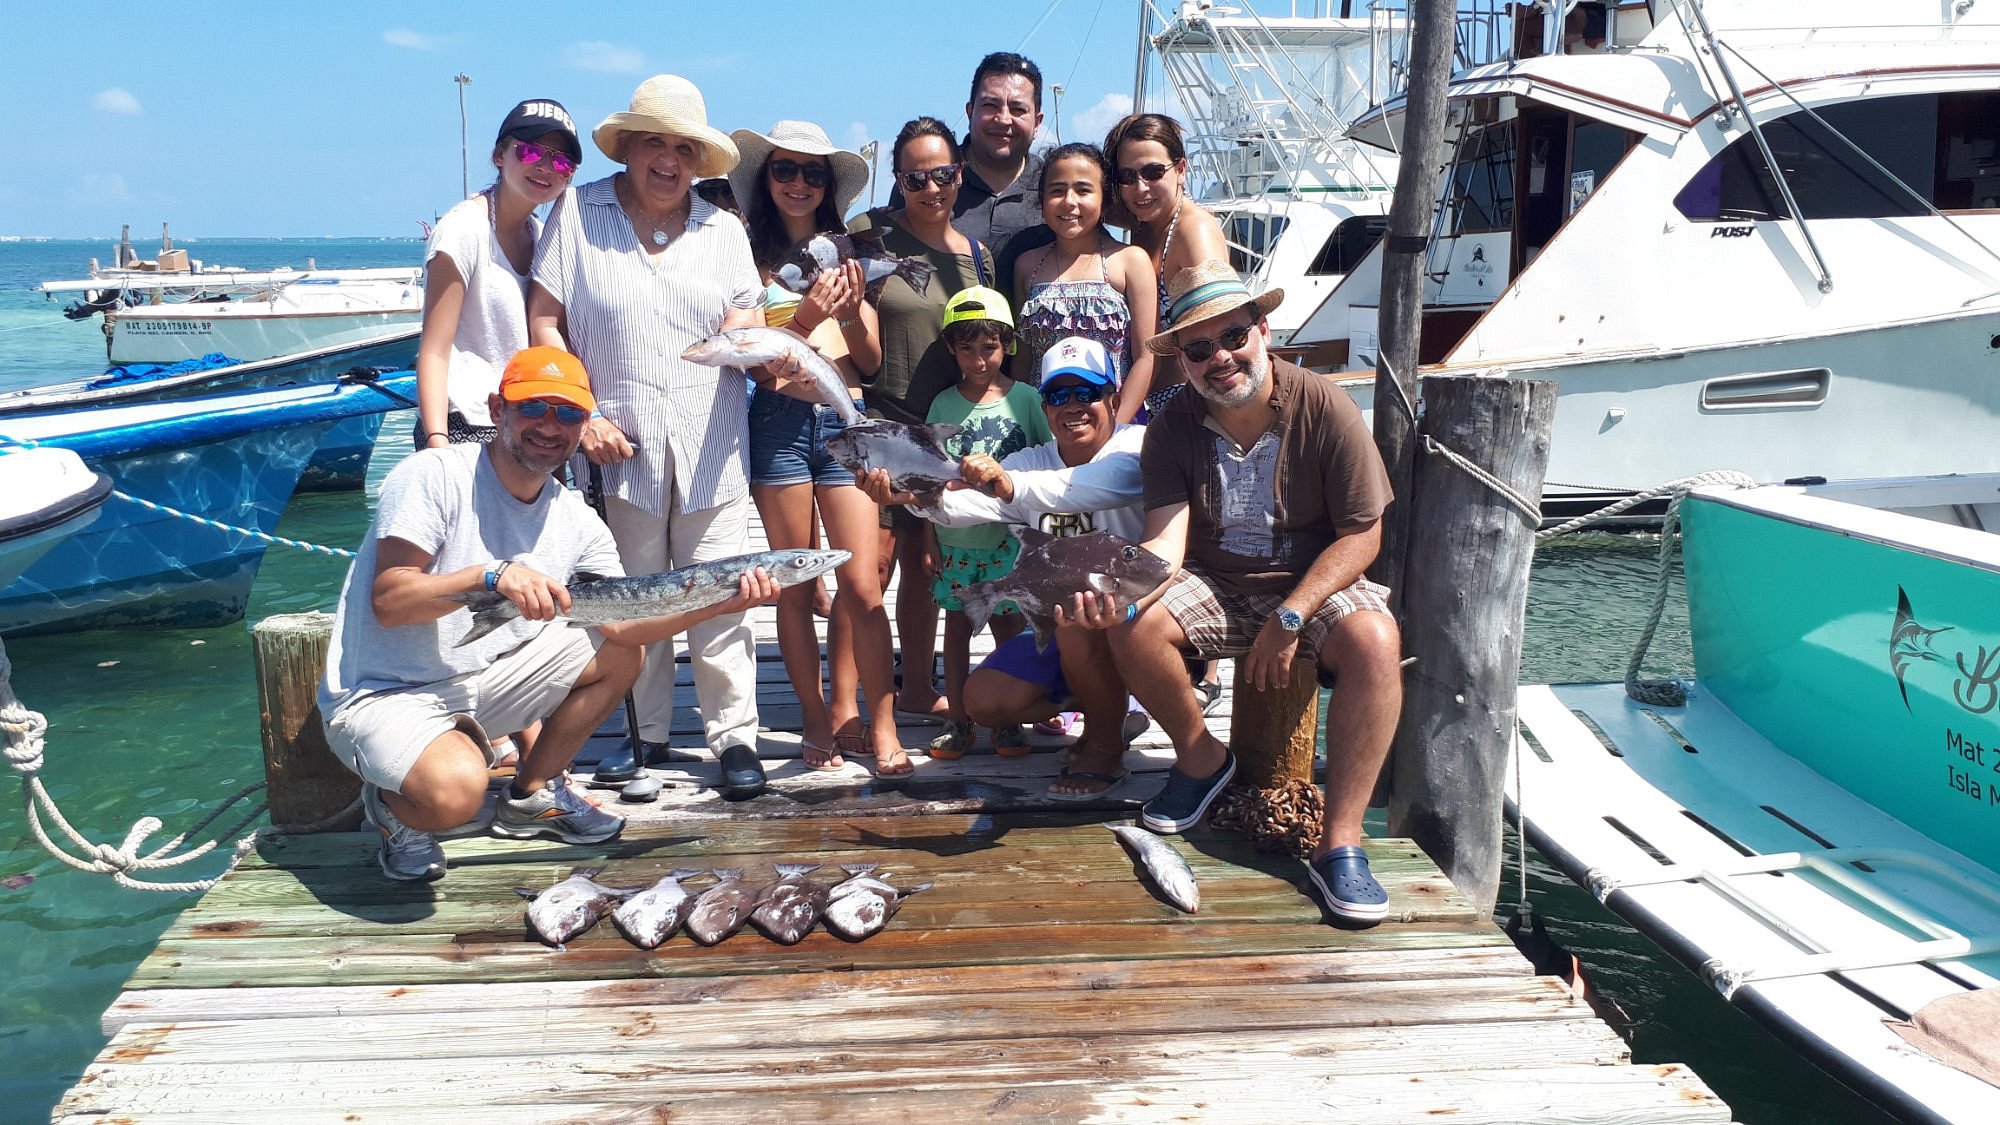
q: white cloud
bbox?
[562,41,645,74]
[92,87,141,115]
[82,173,131,202]
[1069,92,1133,146]
[382,28,442,50]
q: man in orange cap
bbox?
[319,346,777,883]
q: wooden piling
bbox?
[1230,663,1318,787]
[1388,375,1554,915]
[252,611,356,831]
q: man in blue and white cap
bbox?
[860,336,1148,800]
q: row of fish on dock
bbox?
[517,827,1203,949]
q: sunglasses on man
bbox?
[1040,383,1109,408]
[512,141,578,177]
[1113,161,1172,186]
[769,159,831,189]
[897,164,962,193]
[512,400,590,425]
[1175,322,1253,364]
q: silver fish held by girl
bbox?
[454,548,850,647]
[773,230,934,303]
[747,863,830,945]
[683,868,764,946]
[1108,825,1201,914]
[681,326,863,427]
[823,864,934,942]
[826,420,965,505]
[960,529,1176,649]
[514,867,637,947]
[611,868,706,949]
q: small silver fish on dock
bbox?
[515,866,636,947]
[455,548,850,646]
[682,326,863,427]
[773,230,933,301]
[823,865,933,942]
[747,863,830,945]
[827,420,964,504]
[1108,825,1200,913]
[960,529,1176,647]
[684,868,763,946]
[611,868,706,949]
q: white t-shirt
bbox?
[320,444,623,711]
[428,194,539,427]
[919,423,1147,542]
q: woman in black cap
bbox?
[414,99,581,448]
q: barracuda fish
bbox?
[514,867,636,947]
[823,865,933,942]
[611,868,707,949]
[684,868,764,946]
[747,863,829,945]
[454,548,850,647]
[682,327,863,427]
[960,529,1176,648]
[1108,825,1200,914]
[773,230,934,302]
[826,420,964,505]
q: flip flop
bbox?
[1046,766,1129,802]
[801,739,845,771]
[871,748,916,778]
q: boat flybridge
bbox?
[1291,0,2000,522]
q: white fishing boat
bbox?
[1515,474,2000,1123]
[1292,0,2000,522]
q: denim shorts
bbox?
[748,386,863,487]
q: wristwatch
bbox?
[1275,606,1306,633]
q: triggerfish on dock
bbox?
[454,548,850,646]
[747,863,830,945]
[682,326,864,427]
[611,868,706,949]
[684,868,763,946]
[515,867,636,947]
[1108,825,1201,914]
[961,530,1175,649]
[822,863,933,941]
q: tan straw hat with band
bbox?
[728,121,870,221]
[1144,259,1285,355]
[593,74,739,177]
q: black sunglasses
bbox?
[512,399,590,425]
[897,164,961,193]
[1113,161,1172,186]
[1176,323,1253,364]
[1040,383,1108,408]
[769,158,831,189]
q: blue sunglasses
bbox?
[512,399,590,425]
[1040,383,1108,408]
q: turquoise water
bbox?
[0,240,1892,1122]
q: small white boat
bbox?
[0,447,111,591]
[1516,474,2000,1123]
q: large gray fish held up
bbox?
[747,863,829,945]
[1108,825,1201,914]
[823,864,934,942]
[773,230,934,301]
[960,529,1176,649]
[455,548,850,647]
[515,866,637,947]
[611,868,706,949]
[826,420,964,505]
[684,868,764,946]
[682,327,863,427]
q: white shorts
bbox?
[324,624,603,791]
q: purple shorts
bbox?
[974,631,1071,705]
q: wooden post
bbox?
[1388,375,1554,916]
[1229,663,1318,787]
[253,611,358,831]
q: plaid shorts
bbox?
[1158,567,1392,662]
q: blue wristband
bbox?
[1123,603,1138,623]
[484,569,498,592]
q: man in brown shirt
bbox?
[1076,260,1402,926]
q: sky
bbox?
[2,1,1170,238]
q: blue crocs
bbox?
[1139,750,1236,834]
[1308,846,1390,925]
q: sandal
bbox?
[801,739,845,771]
[871,746,915,778]
[927,719,975,761]
[1046,742,1129,802]
[993,723,1035,758]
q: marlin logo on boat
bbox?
[1891,587,1953,711]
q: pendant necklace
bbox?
[620,176,681,248]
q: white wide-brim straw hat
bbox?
[1144,259,1286,355]
[727,121,870,221]
[593,74,739,178]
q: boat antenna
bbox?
[454,73,473,199]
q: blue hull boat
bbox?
[0,373,415,636]
[0,332,418,493]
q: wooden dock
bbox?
[55,556,1733,1121]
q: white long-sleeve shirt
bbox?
[917,423,1146,542]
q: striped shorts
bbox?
[1158,568,1393,662]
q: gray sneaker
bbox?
[361,783,445,882]
[491,775,623,844]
